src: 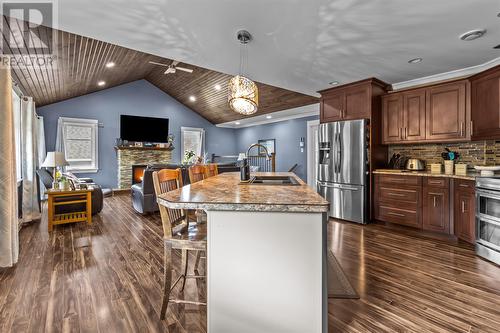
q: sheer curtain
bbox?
[0,63,19,267]
[20,97,41,223]
[37,116,46,198]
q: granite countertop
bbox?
[157,172,329,213]
[373,169,478,181]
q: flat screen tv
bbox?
[120,115,169,143]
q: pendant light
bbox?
[228,30,258,115]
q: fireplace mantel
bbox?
[114,145,174,151]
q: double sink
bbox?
[243,175,300,186]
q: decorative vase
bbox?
[444,160,454,175]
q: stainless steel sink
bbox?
[246,175,300,186]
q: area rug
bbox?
[328,250,359,299]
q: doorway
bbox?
[307,119,320,188]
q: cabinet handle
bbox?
[388,212,405,217]
[387,192,405,197]
[405,127,407,139]
[459,184,470,188]
[461,201,465,213]
[433,196,437,207]
[470,121,473,137]
[460,122,464,137]
[400,128,403,139]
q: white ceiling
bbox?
[56,0,500,96]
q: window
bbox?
[58,117,98,173]
[181,127,205,162]
[12,89,22,181]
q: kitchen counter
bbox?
[157,171,329,213]
[157,172,328,333]
[373,169,478,181]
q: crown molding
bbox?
[391,56,500,90]
[216,104,319,128]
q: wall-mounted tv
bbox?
[120,115,169,143]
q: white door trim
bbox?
[307,119,320,188]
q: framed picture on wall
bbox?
[258,139,275,156]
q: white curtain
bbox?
[37,116,46,198]
[55,117,64,153]
[0,63,19,267]
[20,97,41,223]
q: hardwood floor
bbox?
[1,194,499,332]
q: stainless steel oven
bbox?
[475,177,500,265]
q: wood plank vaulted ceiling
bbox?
[1,16,318,124]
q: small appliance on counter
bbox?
[405,158,425,171]
[388,153,409,170]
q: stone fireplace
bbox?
[116,146,173,189]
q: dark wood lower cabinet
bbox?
[454,179,476,244]
[423,183,450,233]
[375,174,475,242]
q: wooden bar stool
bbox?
[152,169,207,319]
[188,164,207,184]
[204,163,218,178]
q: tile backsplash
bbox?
[388,141,500,169]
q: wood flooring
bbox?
[0,194,499,332]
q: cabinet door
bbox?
[423,186,450,233]
[471,72,500,140]
[454,190,476,244]
[321,92,343,123]
[403,90,426,141]
[343,85,370,120]
[382,94,403,144]
[426,82,467,141]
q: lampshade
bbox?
[228,75,258,115]
[237,153,247,161]
[41,152,69,168]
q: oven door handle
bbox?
[476,189,500,201]
[477,214,500,227]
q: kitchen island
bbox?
[157,172,329,333]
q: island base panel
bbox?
[206,210,326,333]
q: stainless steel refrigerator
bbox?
[317,119,368,224]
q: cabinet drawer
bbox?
[424,177,450,189]
[379,186,419,203]
[454,179,475,192]
[378,205,420,228]
[378,174,421,186]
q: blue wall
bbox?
[234,116,318,181]
[38,80,236,188]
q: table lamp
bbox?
[41,152,69,189]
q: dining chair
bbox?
[152,168,207,320]
[204,163,219,178]
[188,164,207,184]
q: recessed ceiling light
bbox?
[97,81,106,86]
[408,57,423,64]
[189,95,196,102]
[105,62,115,68]
[459,29,487,41]
[329,81,339,85]
[235,122,240,125]
[214,84,222,91]
[266,115,272,119]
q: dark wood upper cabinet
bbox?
[403,90,426,141]
[471,65,500,140]
[343,85,371,120]
[319,78,388,123]
[382,94,403,143]
[426,81,468,141]
[381,80,469,144]
[454,179,476,244]
[320,92,343,122]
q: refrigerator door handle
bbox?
[339,186,359,191]
[335,132,341,174]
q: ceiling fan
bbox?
[148,60,194,75]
